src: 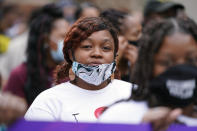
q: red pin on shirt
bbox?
[94,106,107,119]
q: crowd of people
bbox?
[0,0,197,130]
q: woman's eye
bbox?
[102,46,111,51]
[81,45,92,49]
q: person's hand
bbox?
[116,36,128,64]
[123,44,138,68]
[142,107,182,131]
[0,93,27,125]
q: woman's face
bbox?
[153,32,197,77]
[123,15,142,41]
[73,30,115,65]
[49,18,69,51]
[81,7,100,18]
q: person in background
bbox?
[0,7,35,87]
[3,3,69,106]
[25,17,133,122]
[0,28,28,87]
[99,17,197,129]
[75,2,100,20]
[100,9,141,82]
[0,4,26,39]
[143,0,186,26]
[0,3,28,86]
[56,0,78,24]
[0,8,27,123]
[0,4,18,54]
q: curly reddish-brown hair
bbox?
[55,17,119,84]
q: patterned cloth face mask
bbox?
[72,61,116,86]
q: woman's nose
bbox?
[91,47,102,58]
[176,58,185,65]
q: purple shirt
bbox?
[3,63,28,98]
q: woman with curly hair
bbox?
[25,17,133,122]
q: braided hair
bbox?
[25,3,64,105]
[131,17,197,101]
[55,17,119,84]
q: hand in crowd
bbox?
[0,93,27,125]
[116,36,138,68]
[116,36,128,64]
[123,44,138,68]
[142,107,182,131]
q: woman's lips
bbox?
[88,62,102,66]
[89,64,99,66]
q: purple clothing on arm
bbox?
[3,63,28,98]
[3,63,70,102]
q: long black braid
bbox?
[24,3,64,105]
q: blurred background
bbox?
[0,0,196,44]
[0,0,197,88]
[3,0,197,22]
[0,0,197,126]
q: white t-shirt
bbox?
[25,79,132,122]
[98,100,148,124]
[99,100,197,126]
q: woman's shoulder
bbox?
[9,63,27,76]
[99,100,148,124]
[111,79,137,92]
[112,79,135,87]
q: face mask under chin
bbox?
[71,61,116,86]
